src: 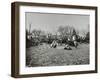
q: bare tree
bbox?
[58,25,78,38]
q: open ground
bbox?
[26,43,89,67]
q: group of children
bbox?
[50,40,73,50]
[50,35,78,50]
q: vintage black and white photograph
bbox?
[11,2,97,78]
[26,12,90,67]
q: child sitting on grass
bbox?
[64,44,72,50]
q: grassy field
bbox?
[26,43,89,67]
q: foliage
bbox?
[57,25,79,43]
[26,25,89,48]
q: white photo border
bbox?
[19,5,96,75]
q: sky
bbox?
[25,12,89,35]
